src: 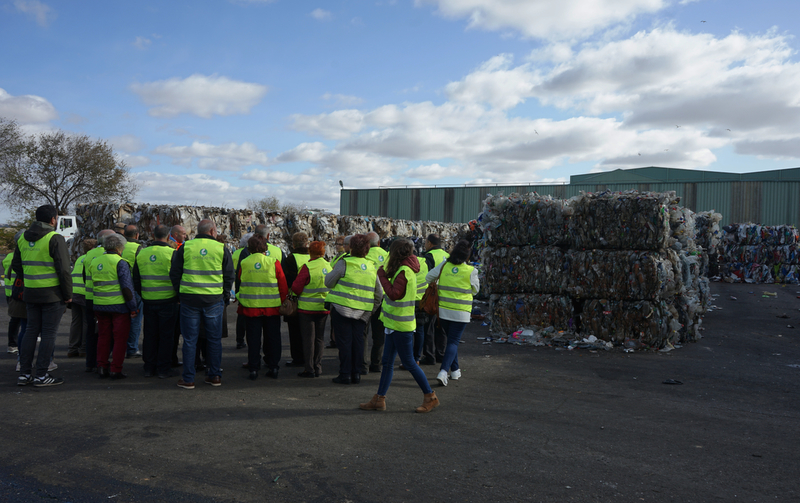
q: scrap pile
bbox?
[719,223,800,284]
[72,203,468,261]
[480,191,709,349]
[695,211,722,275]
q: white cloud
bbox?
[120,155,151,168]
[415,0,665,40]
[133,36,152,49]
[322,93,364,107]
[405,163,469,180]
[135,171,243,208]
[445,54,539,109]
[14,0,55,27]
[311,8,332,20]
[0,87,58,124]
[130,74,268,118]
[109,134,145,153]
[291,109,366,140]
[152,141,270,171]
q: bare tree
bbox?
[247,195,307,214]
[0,123,138,215]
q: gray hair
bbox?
[97,229,115,246]
[366,231,380,247]
[254,224,268,238]
[239,232,253,248]
[197,219,215,235]
[104,233,127,253]
[344,235,352,245]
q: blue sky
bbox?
[1,0,799,221]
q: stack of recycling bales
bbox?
[719,224,800,284]
[481,191,708,348]
[695,211,722,275]
[71,202,468,262]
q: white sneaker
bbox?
[436,369,448,387]
[48,361,58,372]
[450,369,461,380]
[7,346,18,354]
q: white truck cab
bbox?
[56,215,78,241]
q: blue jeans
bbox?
[377,330,432,396]
[127,293,143,355]
[19,302,64,377]
[180,300,224,383]
[439,319,467,373]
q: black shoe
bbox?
[360,368,369,375]
[369,365,381,373]
[32,374,64,387]
[236,342,246,349]
[297,371,315,378]
[249,371,258,380]
[332,374,351,385]
[265,368,279,379]
[315,371,321,377]
[143,370,155,378]
[419,357,435,365]
[435,357,443,363]
[110,372,128,380]
[351,374,361,384]
[158,371,178,379]
[85,366,97,373]
[285,360,304,367]
[326,342,337,349]
[98,367,110,378]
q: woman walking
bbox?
[291,241,331,377]
[426,239,479,387]
[92,234,140,380]
[359,239,439,413]
[236,234,288,380]
[324,234,381,385]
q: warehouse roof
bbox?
[571,166,800,184]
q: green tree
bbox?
[0,120,138,215]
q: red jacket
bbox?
[377,255,420,301]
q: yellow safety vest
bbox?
[18,232,58,289]
[136,245,176,301]
[428,248,450,267]
[3,251,15,297]
[83,246,106,301]
[180,239,225,295]
[238,253,280,308]
[92,254,125,306]
[366,247,388,268]
[266,243,283,262]
[232,247,245,271]
[380,265,417,332]
[326,256,376,311]
[415,259,429,301]
[122,241,141,267]
[71,254,88,297]
[438,263,474,313]
[298,258,331,312]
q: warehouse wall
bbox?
[340,181,800,227]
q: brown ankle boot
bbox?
[359,394,386,411]
[415,391,440,413]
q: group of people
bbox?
[5,204,479,413]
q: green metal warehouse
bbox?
[339,166,800,227]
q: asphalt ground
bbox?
[0,282,798,503]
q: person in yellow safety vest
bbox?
[3,231,23,355]
[169,219,234,389]
[67,238,97,358]
[231,232,253,350]
[359,238,440,413]
[12,204,73,387]
[324,234,382,385]
[291,241,331,378]
[326,235,351,349]
[122,224,144,358]
[132,224,178,379]
[425,239,479,388]
[235,234,288,380]
[363,231,388,375]
[82,229,115,373]
[419,233,451,366]
[92,233,140,380]
[282,232,310,368]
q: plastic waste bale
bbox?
[695,211,722,253]
[482,246,568,295]
[668,203,697,252]
[579,298,673,347]
[568,191,671,251]
[479,192,570,247]
[489,293,575,335]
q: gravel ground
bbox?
[0,281,798,503]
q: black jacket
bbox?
[133,241,178,305]
[11,221,72,303]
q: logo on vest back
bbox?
[149,255,157,262]
[378,255,385,262]
[97,264,103,271]
[255,262,262,270]
[322,268,328,275]
[265,250,270,256]
[200,248,208,256]
[451,267,458,274]
[28,241,35,247]
[360,263,367,270]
